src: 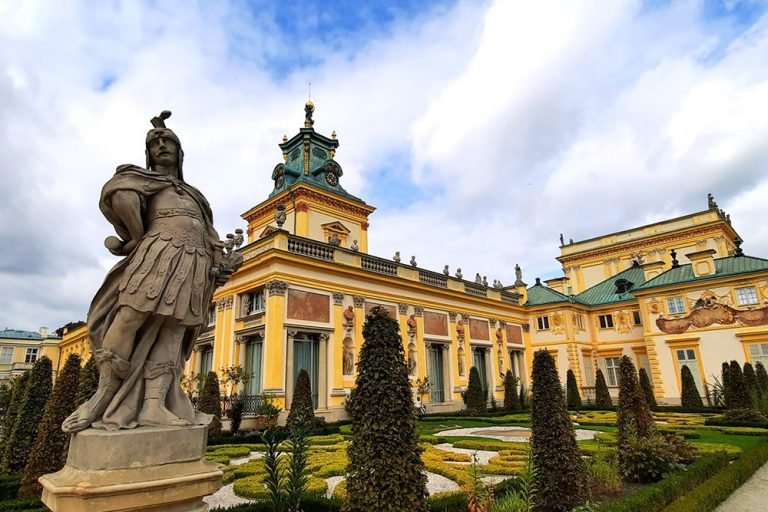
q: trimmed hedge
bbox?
[0,475,21,500]
[210,492,467,512]
[0,497,46,511]
[597,452,731,512]
[663,439,768,512]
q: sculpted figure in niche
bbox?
[343,305,355,325]
[496,327,503,342]
[456,319,465,337]
[407,314,417,332]
[458,350,465,376]
[408,343,417,376]
[63,111,242,433]
[343,343,355,376]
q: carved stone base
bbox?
[40,425,222,512]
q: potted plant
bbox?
[253,392,281,430]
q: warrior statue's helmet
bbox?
[146,110,185,180]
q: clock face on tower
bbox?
[326,171,338,186]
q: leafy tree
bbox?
[680,366,703,408]
[728,361,753,410]
[638,368,657,410]
[530,349,588,511]
[566,369,582,410]
[198,371,222,437]
[617,356,653,451]
[287,369,322,429]
[464,367,487,413]
[722,362,732,409]
[594,369,612,408]
[344,307,428,512]
[755,362,768,394]
[19,354,81,497]
[503,370,520,411]
[78,356,99,406]
[0,372,30,469]
[2,357,53,474]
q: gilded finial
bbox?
[331,130,337,139]
[282,134,288,142]
[304,100,315,128]
[329,149,335,159]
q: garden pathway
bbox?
[713,460,768,512]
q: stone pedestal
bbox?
[40,425,222,512]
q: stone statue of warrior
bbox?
[64,111,242,432]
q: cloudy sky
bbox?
[1,0,767,332]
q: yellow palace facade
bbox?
[55,105,768,420]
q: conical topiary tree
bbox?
[566,369,582,410]
[287,369,319,429]
[198,371,222,437]
[19,354,81,497]
[2,357,53,474]
[728,361,753,410]
[756,362,768,394]
[531,349,588,511]
[680,366,703,408]
[722,362,732,409]
[503,370,520,411]
[78,356,99,405]
[0,371,30,469]
[743,362,759,402]
[345,307,428,512]
[638,368,657,410]
[617,356,653,450]
[464,367,486,413]
[594,369,612,408]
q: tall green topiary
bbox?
[638,368,657,410]
[287,369,320,429]
[19,354,81,497]
[198,371,222,437]
[680,366,703,408]
[756,362,768,394]
[617,356,653,449]
[345,307,428,512]
[0,371,30,471]
[464,367,487,413]
[743,362,759,402]
[503,370,520,411]
[722,362,732,409]
[594,369,612,408]
[728,361,753,410]
[2,357,53,474]
[530,349,589,511]
[78,356,99,405]
[566,369,582,410]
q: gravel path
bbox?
[435,425,596,442]
[714,460,768,512]
[230,451,264,466]
[433,443,498,465]
[324,471,460,498]
[203,483,253,509]
[326,475,345,498]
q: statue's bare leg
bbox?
[137,319,190,427]
[63,307,148,433]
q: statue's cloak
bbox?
[87,165,218,429]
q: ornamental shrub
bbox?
[721,408,767,426]
[680,366,703,408]
[287,369,324,429]
[530,349,588,512]
[756,362,768,394]
[728,361,753,410]
[344,307,428,512]
[229,395,244,435]
[0,372,30,471]
[19,354,81,497]
[722,362,732,409]
[594,369,612,408]
[743,362,759,402]
[519,383,529,410]
[77,356,99,406]
[566,369,582,410]
[2,357,53,475]
[638,368,657,410]
[617,356,653,454]
[199,371,222,437]
[503,370,520,411]
[464,367,486,413]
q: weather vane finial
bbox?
[304,83,315,128]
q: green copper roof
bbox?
[634,255,768,291]
[575,265,647,305]
[0,329,43,340]
[526,280,575,306]
[268,108,365,204]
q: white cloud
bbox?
[1,0,767,331]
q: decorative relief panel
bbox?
[423,311,448,336]
[505,325,523,345]
[286,289,330,323]
[469,318,490,340]
[365,302,397,319]
[657,297,768,334]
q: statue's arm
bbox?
[111,190,145,252]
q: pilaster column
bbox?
[333,292,346,391]
[318,333,329,410]
[353,295,365,348]
[285,329,297,410]
[264,280,288,400]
